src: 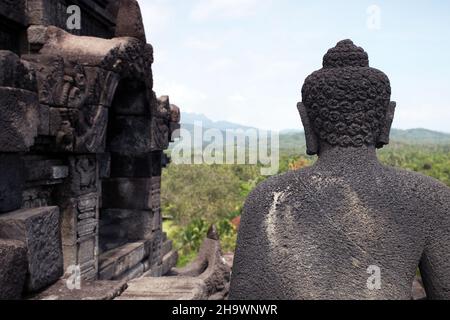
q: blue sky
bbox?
[138,0,450,132]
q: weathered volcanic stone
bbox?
[0,87,39,152]
[0,154,25,213]
[110,152,162,177]
[230,40,450,300]
[0,207,64,293]
[30,279,127,301]
[116,277,207,300]
[172,225,231,299]
[102,178,159,210]
[98,241,150,280]
[108,116,153,155]
[0,50,36,92]
[0,239,27,300]
[100,209,154,241]
[114,0,147,42]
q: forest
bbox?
[162,130,450,266]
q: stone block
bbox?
[150,230,163,267]
[161,239,174,258]
[22,187,52,209]
[162,250,178,276]
[143,264,162,278]
[38,104,50,136]
[0,154,25,213]
[0,50,36,91]
[108,116,153,155]
[0,239,27,300]
[115,262,144,282]
[100,209,153,241]
[117,277,207,300]
[98,153,111,179]
[98,241,149,280]
[152,208,162,231]
[0,0,27,26]
[0,87,39,152]
[110,80,149,115]
[110,152,162,177]
[114,0,147,42]
[30,279,127,301]
[27,25,48,48]
[21,54,65,106]
[24,158,68,183]
[0,206,63,293]
[102,178,160,210]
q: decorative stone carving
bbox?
[74,105,109,153]
[59,193,99,281]
[0,0,179,296]
[56,155,98,197]
[170,104,181,141]
[84,67,120,107]
[171,225,231,300]
[230,40,450,300]
[150,95,172,151]
[22,54,65,106]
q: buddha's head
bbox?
[299,39,396,155]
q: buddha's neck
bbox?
[314,144,381,173]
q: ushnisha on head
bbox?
[298,39,396,156]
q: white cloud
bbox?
[207,58,234,72]
[228,94,246,103]
[190,0,269,21]
[184,37,222,51]
[154,80,208,113]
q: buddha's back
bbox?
[230,161,450,300]
[229,40,450,300]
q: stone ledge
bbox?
[98,240,151,281]
[29,279,127,301]
[116,277,207,300]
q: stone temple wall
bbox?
[0,0,180,299]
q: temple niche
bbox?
[0,0,182,299]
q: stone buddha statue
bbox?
[230,40,450,300]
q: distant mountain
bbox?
[390,129,450,145]
[181,112,256,131]
[179,113,450,149]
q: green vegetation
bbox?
[162,135,450,267]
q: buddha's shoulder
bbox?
[244,167,314,210]
[381,165,450,207]
[383,165,449,192]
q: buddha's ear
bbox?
[297,102,319,156]
[377,101,396,148]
